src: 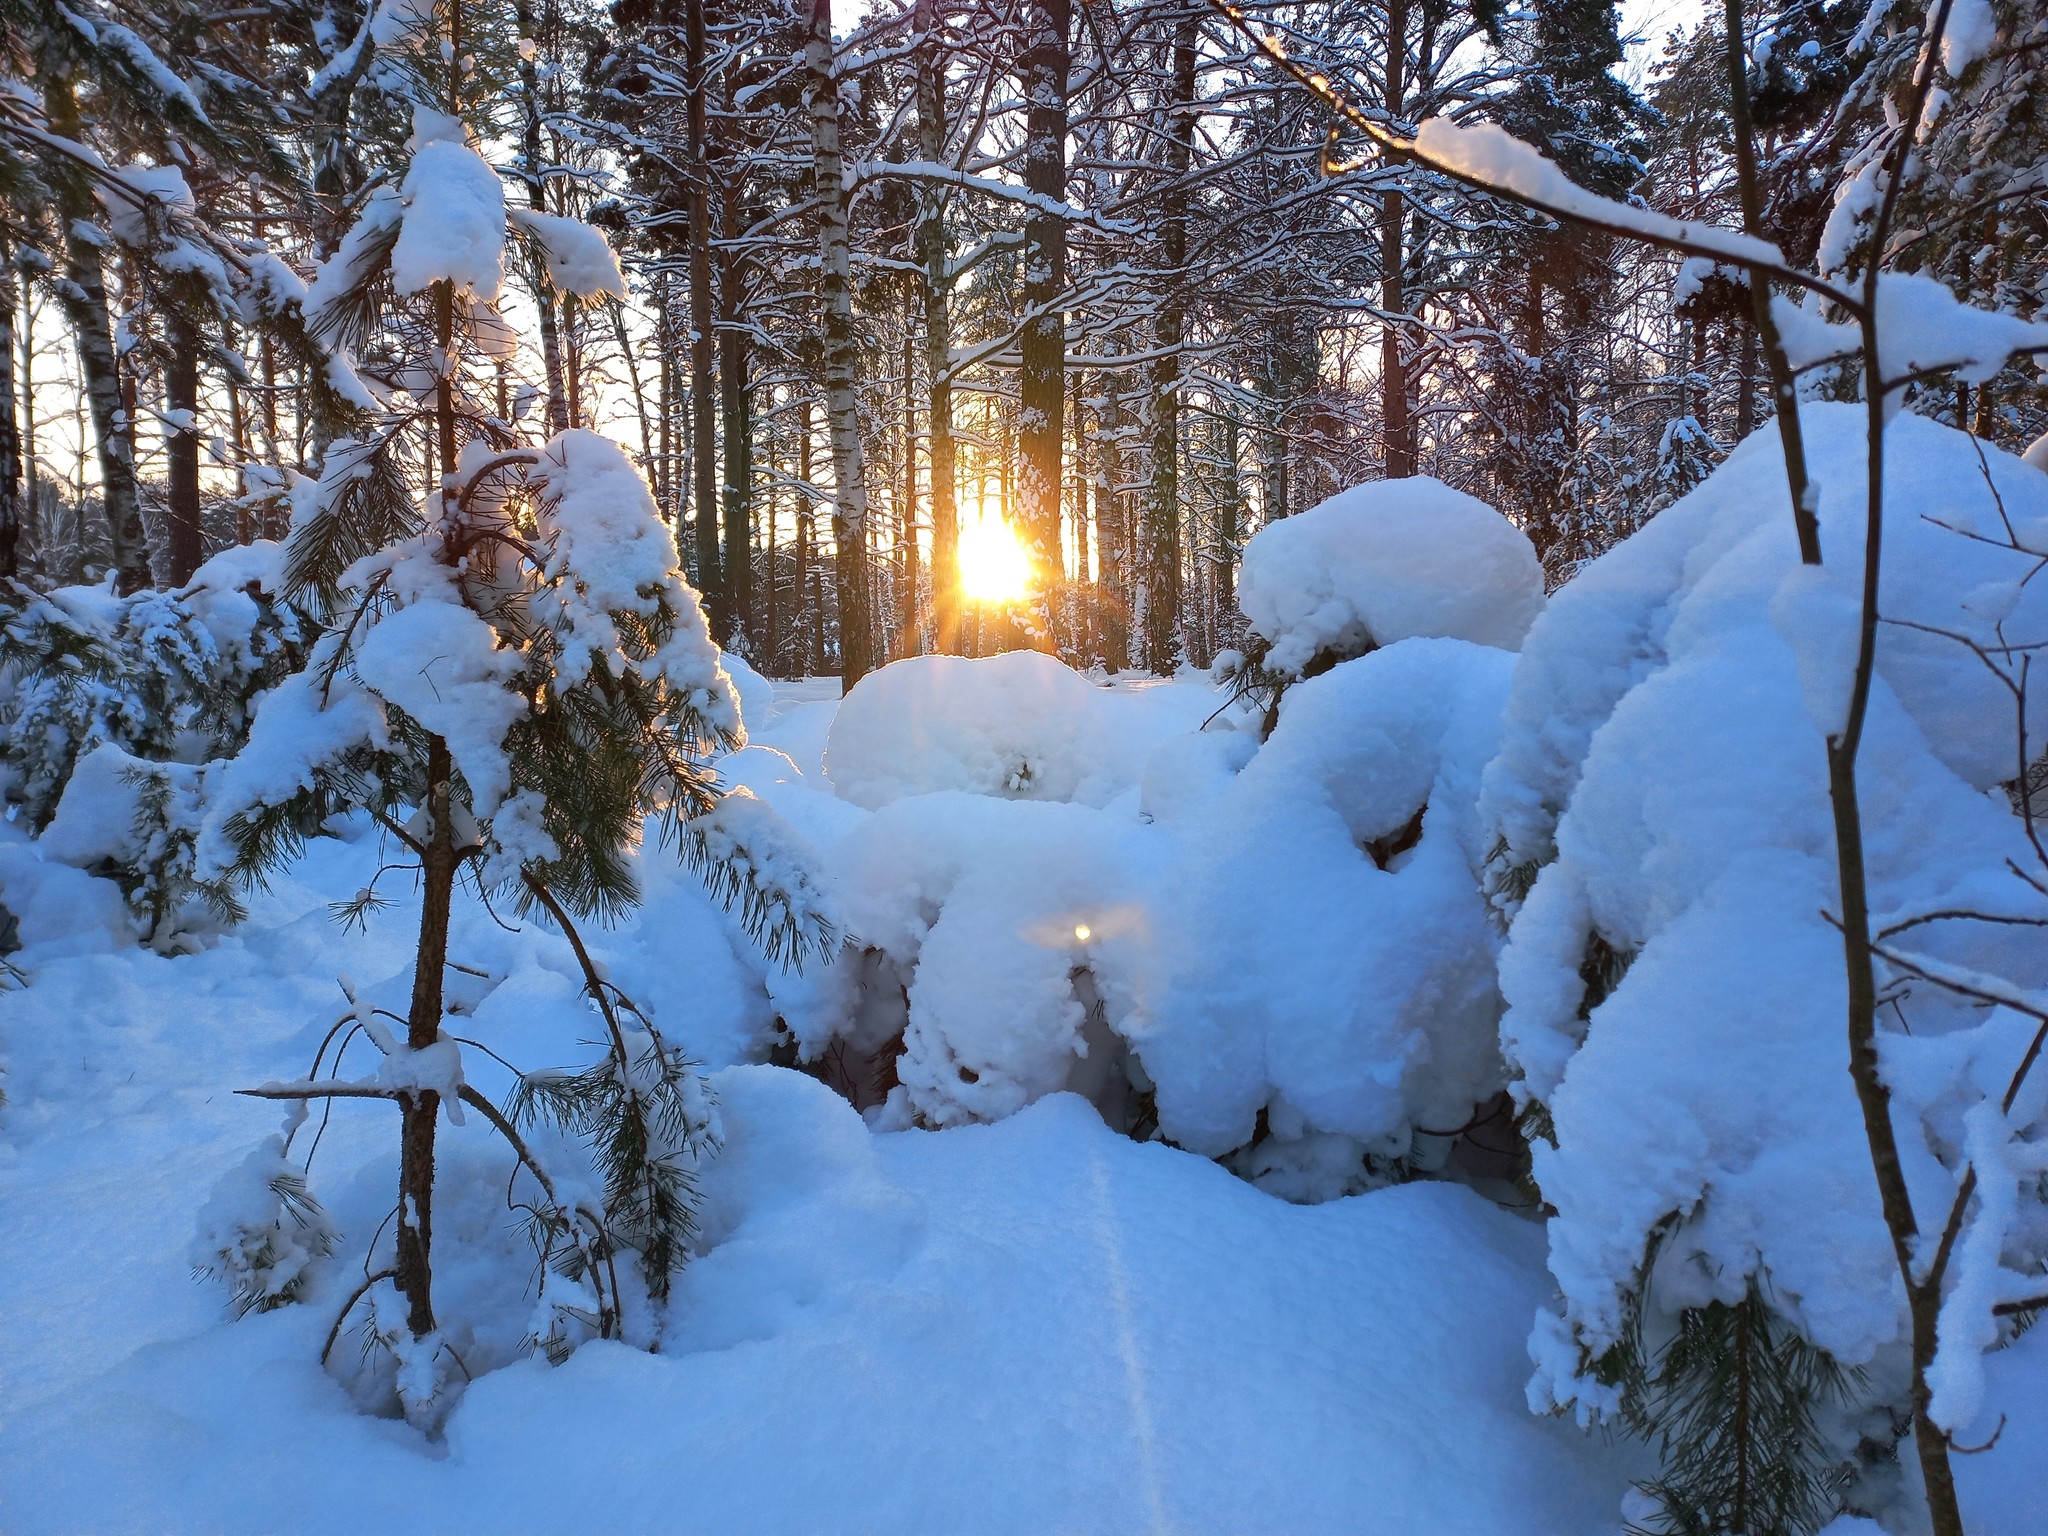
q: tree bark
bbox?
[42,64,150,592]
[805,0,876,688]
[0,245,20,579]
[719,153,753,643]
[688,0,725,631]
[165,310,203,584]
[1378,0,1415,479]
[1141,13,1197,675]
[914,0,960,655]
[1018,0,1071,647]
[898,315,920,656]
[395,735,457,1341]
[516,0,571,438]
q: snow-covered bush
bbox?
[1219,477,1543,731]
[1481,406,2048,1521]
[825,650,1139,809]
[0,545,310,945]
[192,1132,339,1316]
[0,542,307,831]
[1133,638,1516,1198]
[815,638,1519,1204]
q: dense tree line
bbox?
[3,0,2042,686]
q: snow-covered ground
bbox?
[8,410,2048,1534]
[0,674,1640,1533]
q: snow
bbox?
[1413,116,1789,271]
[12,392,2048,1528]
[1236,477,1544,674]
[509,207,629,300]
[1939,0,1997,76]
[526,430,736,727]
[1482,405,2048,1431]
[1872,272,2048,402]
[102,161,194,247]
[349,560,525,815]
[0,887,1639,1530]
[825,650,1169,809]
[389,110,507,303]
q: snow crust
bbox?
[1237,477,1543,674]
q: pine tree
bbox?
[200,0,831,1425]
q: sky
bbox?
[1620,0,1710,81]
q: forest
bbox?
[1,0,2046,1532]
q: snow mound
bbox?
[1133,639,1515,1168]
[1482,405,2048,1419]
[826,651,1136,809]
[1238,477,1544,674]
[824,647,1516,1194]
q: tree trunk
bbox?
[395,734,458,1341]
[394,270,466,1345]
[165,310,203,584]
[805,0,876,688]
[1098,386,1128,671]
[1018,0,1071,647]
[898,315,920,656]
[20,268,38,571]
[688,0,725,632]
[0,244,20,579]
[1378,0,1415,479]
[658,272,676,529]
[719,163,753,645]
[42,64,149,592]
[516,0,571,438]
[914,0,960,655]
[1141,14,1197,675]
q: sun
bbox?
[957,510,1034,604]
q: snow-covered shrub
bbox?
[821,639,1519,1203]
[0,545,309,944]
[40,745,234,947]
[1220,477,1543,731]
[825,650,1139,809]
[832,791,1144,1128]
[1133,638,1516,1197]
[192,1133,339,1316]
[0,542,307,830]
[1481,407,2048,1521]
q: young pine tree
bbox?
[199,7,830,1425]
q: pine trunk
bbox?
[1141,15,1197,675]
[42,65,149,592]
[165,311,204,584]
[719,159,753,643]
[395,735,458,1340]
[0,244,19,579]
[688,0,724,625]
[516,0,571,438]
[1378,0,1415,479]
[1018,0,1070,649]
[914,0,960,655]
[806,0,876,688]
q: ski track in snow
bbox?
[1086,1137,1172,1536]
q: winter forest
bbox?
[2,0,2047,1528]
